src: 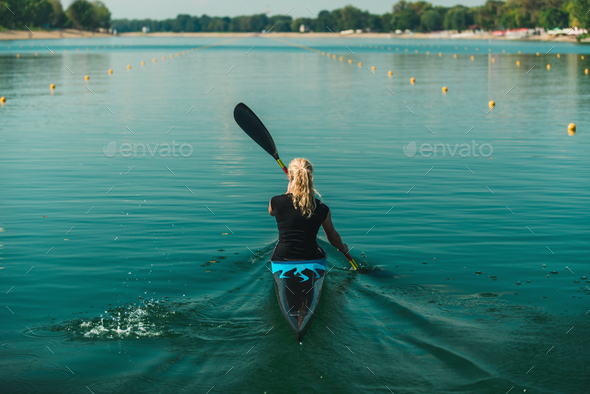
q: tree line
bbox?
[2,0,590,33]
[0,0,110,31]
[110,1,590,33]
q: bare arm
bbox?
[269,199,275,216]
[321,210,348,254]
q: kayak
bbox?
[271,258,326,341]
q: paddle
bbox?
[233,102,360,271]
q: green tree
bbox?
[367,14,383,31]
[444,6,473,31]
[499,6,531,28]
[571,0,590,28]
[269,15,292,32]
[0,0,54,28]
[315,10,332,32]
[48,0,69,27]
[420,9,443,31]
[539,7,569,28]
[391,1,432,31]
[66,0,96,30]
[290,17,313,32]
[381,12,393,31]
[27,0,54,27]
[92,1,110,28]
[332,5,366,30]
[391,2,420,31]
[477,0,505,30]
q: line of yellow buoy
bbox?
[1,38,586,133]
[2,37,240,104]
[265,37,582,134]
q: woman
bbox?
[269,158,348,264]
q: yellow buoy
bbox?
[453,54,457,58]
[442,86,448,93]
[16,54,20,58]
[410,77,415,84]
[108,69,113,74]
[182,51,185,55]
[471,56,474,61]
[568,123,576,132]
[476,48,479,51]
[415,49,418,53]
[127,65,131,69]
[50,83,55,89]
[358,62,362,67]
[0,97,5,104]
[536,52,540,56]
[518,51,521,54]
[516,61,520,66]
[333,54,336,59]
[489,100,495,108]
[388,70,393,76]
[371,66,376,71]
[547,64,551,70]
[153,58,157,62]
[502,49,505,53]
[388,47,391,50]
[581,56,584,60]
[426,51,429,55]
[339,56,343,61]
[34,52,38,56]
[492,58,495,63]
[162,56,165,60]
[585,68,589,74]
[438,52,442,57]
[176,52,180,56]
[557,54,560,58]
[396,48,399,51]
[405,48,408,52]
[327,53,330,57]
[84,75,89,80]
[169,54,173,58]
[348,59,352,64]
[141,61,145,66]
[321,51,325,55]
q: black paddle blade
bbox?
[233,103,279,160]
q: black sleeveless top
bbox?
[270,194,330,261]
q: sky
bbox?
[63,0,486,20]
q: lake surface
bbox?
[1,36,589,393]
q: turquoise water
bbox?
[1,36,589,393]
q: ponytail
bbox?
[289,158,319,219]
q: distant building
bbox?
[299,24,310,33]
[142,26,150,33]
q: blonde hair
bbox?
[289,158,319,219]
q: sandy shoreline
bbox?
[0,29,113,40]
[0,29,581,43]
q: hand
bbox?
[338,243,348,254]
